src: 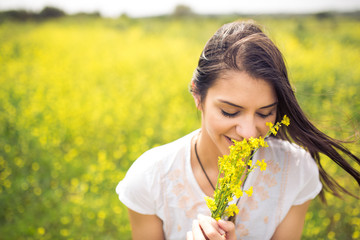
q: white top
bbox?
[116,130,322,240]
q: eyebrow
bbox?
[219,100,278,109]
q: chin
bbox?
[221,138,233,155]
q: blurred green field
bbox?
[0,14,359,239]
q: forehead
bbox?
[206,70,277,107]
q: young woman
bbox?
[116,20,360,239]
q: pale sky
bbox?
[0,0,359,17]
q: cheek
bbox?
[261,115,277,135]
[203,111,230,135]
[269,114,277,124]
[205,112,221,131]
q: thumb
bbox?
[218,220,236,240]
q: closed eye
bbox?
[221,110,239,118]
[257,111,274,118]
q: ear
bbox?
[192,93,202,111]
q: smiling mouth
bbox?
[225,136,235,145]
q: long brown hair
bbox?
[191,20,360,202]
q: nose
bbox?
[235,116,258,140]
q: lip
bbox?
[225,136,236,145]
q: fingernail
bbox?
[218,219,226,224]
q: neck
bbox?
[196,131,221,171]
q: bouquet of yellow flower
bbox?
[204,115,290,220]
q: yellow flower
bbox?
[248,137,259,148]
[234,188,243,198]
[266,121,278,136]
[258,137,267,147]
[266,122,274,129]
[224,204,239,217]
[281,115,290,126]
[205,196,217,211]
[37,227,45,235]
[245,186,253,197]
[204,115,289,220]
[270,127,278,136]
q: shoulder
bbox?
[265,137,322,203]
[266,137,312,161]
[266,137,306,155]
[265,137,318,176]
[116,130,199,214]
[129,129,198,174]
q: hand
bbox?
[186,214,236,240]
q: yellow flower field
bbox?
[0,15,359,239]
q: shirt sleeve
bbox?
[115,152,158,215]
[293,152,322,205]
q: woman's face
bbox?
[197,70,278,156]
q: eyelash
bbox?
[257,112,274,119]
[221,110,238,118]
[221,110,274,119]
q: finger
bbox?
[192,219,206,240]
[197,214,224,240]
[217,220,236,240]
